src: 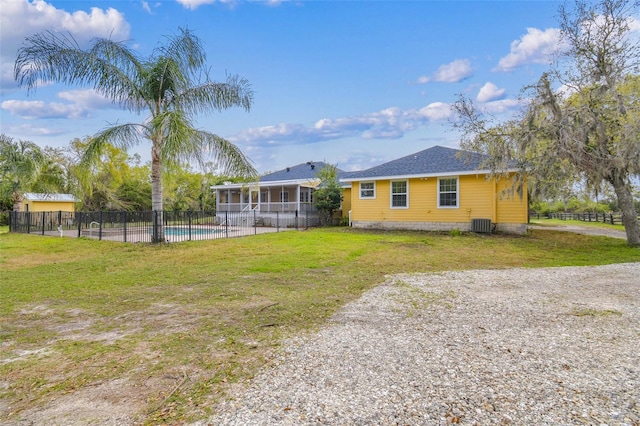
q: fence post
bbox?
[225,211,229,238]
[276,211,280,232]
[98,211,103,240]
[254,210,257,235]
[152,211,158,243]
[123,211,127,243]
[41,212,45,235]
[295,210,299,230]
[188,210,192,241]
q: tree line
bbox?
[0,133,248,216]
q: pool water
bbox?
[163,226,224,236]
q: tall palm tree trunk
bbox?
[12,193,24,212]
[151,143,165,242]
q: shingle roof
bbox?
[23,193,77,202]
[341,146,489,181]
[260,162,348,182]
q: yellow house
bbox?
[20,193,77,212]
[340,146,528,234]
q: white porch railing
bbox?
[217,202,316,213]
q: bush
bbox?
[0,211,9,226]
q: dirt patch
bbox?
[5,379,144,426]
[0,302,210,425]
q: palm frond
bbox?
[198,131,257,178]
[159,27,206,77]
[174,74,253,115]
[88,38,148,112]
[151,111,256,178]
[15,31,147,113]
[81,123,148,168]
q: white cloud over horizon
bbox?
[230,103,454,147]
[1,99,89,120]
[2,89,114,119]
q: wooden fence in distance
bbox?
[529,211,639,226]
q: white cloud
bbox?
[417,102,452,121]
[0,0,130,90]
[480,98,524,115]
[417,59,472,84]
[2,89,115,120]
[230,103,453,146]
[0,0,130,50]
[1,99,88,119]
[176,0,215,9]
[142,1,152,13]
[57,89,114,109]
[176,0,237,9]
[5,123,68,137]
[495,27,563,72]
[477,82,506,103]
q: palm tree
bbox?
[0,134,47,211]
[14,27,256,241]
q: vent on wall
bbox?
[471,218,492,234]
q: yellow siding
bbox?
[341,187,351,216]
[350,174,527,226]
[496,178,529,223]
[23,201,75,212]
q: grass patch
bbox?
[571,307,623,317]
[0,227,638,424]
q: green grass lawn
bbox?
[1,227,638,424]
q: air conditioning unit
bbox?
[471,218,492,234]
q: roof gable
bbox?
[342,146,489,180]
[260,162,347,183]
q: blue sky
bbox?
[1,0,567,174]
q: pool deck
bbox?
[41,225,296,243]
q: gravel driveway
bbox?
[202,262,640,426]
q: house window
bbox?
[280,191,289,202]
[260,191,268,203]
[360,182,375,199]
[391,180,408,208]
[438,177,458,208]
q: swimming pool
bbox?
[163,226,225,236]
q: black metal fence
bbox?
[9,210,319,243]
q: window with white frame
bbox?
[260,191,268,203]
[280,191,289,202]
[360,182,375,199]
[391,180,408,208]
[438,177,458,208]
